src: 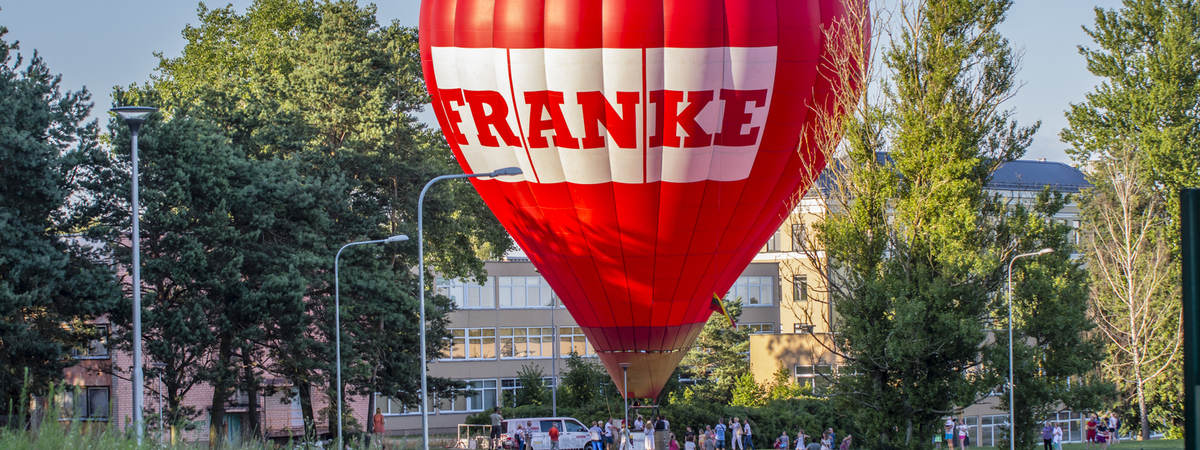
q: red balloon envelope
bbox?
[420,0,865,399]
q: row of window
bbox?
[445,326,596,360]
[440,276,777,308]
[377,377,563,415]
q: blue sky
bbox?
[4,0,1121,163]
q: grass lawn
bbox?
[961,440,1182,450]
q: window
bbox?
[499,277,555,308]
[500,327,555,358]
[1073,220,1082,245]
[762,230,782,252]
[791,223,807,250]
[793,323,814,334]
[558,327,596,357]
[56,387,109,420]
[737,323,774,334]
[438,277,495,309]
[793,275,808,303]
[731,276,774,306]
[794,365,833,394]
[72,325,108,358]
[374,394,419,416]
[446,328,496,360]
[440,379,497,413]
[978,415,1008,447]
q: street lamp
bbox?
[110,105,157,442]
[1006,247,1053,450]
[150,362,167,445]
[335,234,409,446]
[620,363,631,430]
[419,167,523,450]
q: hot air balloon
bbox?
[420,0,866,400]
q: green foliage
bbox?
[986,192,1109,450]
[1062,0,1194,438]
[679,297,748,405]
[0,26,120,407]
[560,353,620,409]
[106,0,511,437]
[729,374,767,408]
[1062,0,1200,223]
[819,0,1100,449]
[515,364,549,407]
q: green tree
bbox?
[560,352,611,408]
[985,193,1108,450]
[815,1,1100,449]
[131,0,512,437]
[1061,0,1196,437]
[679,297,748,405]
[514,364,549,407]
[0,27,120,409]
[729,373,767,408]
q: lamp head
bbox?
[489,167,523,177]
[111,106,158,126]
[1037,248,1054,255]
[619,363,631,369]
[385,235,409,243]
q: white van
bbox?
[501,417,594,450]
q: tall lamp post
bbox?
[150,362,167,445]
[335,234,410,445]
[419,167,522,450]
[110,105,157,442]
[619,363,631,428]
[1006,248,1053,450]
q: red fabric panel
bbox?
[494,0,545,48]
[601,0,664,49]
[545,0,604,48]
[454,0,495,48]
[663,0,725,49]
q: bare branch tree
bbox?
[1081,143,1181,441]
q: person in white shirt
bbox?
[731,418,743,450]
[956,420,968,449]
[644,417,656,450]
[1052,424,1063,450]
[606,419,615,450]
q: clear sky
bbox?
[3,0,1121,163]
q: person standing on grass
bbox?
[743,420,754,450]
[956,419,967,449]
[490,408,504,450]
[1052,423,1063,450]
[1086,415,1098,449]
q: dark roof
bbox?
[988,160,1091,194]
[812,154,1091,195]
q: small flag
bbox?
[710,293,736,328]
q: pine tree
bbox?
[0,26,120,407]
[679,298,748,406]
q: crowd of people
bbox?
[494,410,852,450]
[492,408,1133,450]
[932,413,1124,450]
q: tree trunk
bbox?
[1136,375,1150,441]
[367,390,376,434]
[209,333,234,449]
[299,381,316,438]
[245,363,261,441]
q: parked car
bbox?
[501,417,592,450]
